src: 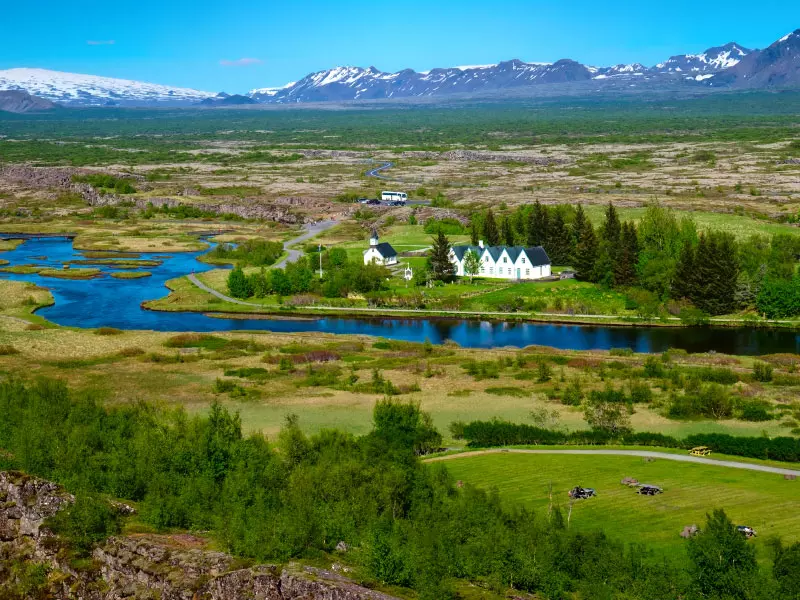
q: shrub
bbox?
[485,387,530,398]
[165,334,228,350]
[643,355,665,378]
[0,345,19,355]
[45,494,121,557]
[752,362,774,383]
[609,348,633,357]
[628,381,654,404]
[461,360,500,380]
[562,379,584,406]
[738,399,773,422]
[94,327,123,336]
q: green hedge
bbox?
[458,419,800,463]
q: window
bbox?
[521,257,526,264]
[526,268,530,276]
[489,267,494,275]
[480,266,485,273]
[503,257,508,263]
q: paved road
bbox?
[365,161,395,180]
[187,220,337,306]
[274,220,337,269]
[425,448,800,476]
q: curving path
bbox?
[187,220,337,306]
[274,219,337,269]
[424,448,800,477]
[365,161,395,180]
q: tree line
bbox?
[1,378,799,599]
[227,249,390,300]
[466,201,800,317]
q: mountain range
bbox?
[0,30,798,110]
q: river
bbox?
[0,236,798,355]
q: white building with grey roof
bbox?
[449,241,551,280]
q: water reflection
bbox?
[0,237,797,355]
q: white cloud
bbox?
[219,57,263,67]
[87,40,115,46]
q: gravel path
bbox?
[425,448,800,476]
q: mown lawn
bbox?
[465,279,631,314]
[441,453,799,561]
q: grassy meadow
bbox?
[440,452,799,560]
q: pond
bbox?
[1,236,798,355]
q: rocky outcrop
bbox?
[0,472,400,600]
[0,470,73,541]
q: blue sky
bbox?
[3,0,798,93]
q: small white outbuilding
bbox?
[363,229,398,266]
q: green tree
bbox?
[463,249,481,283]
[482,209,500,246]
[693,232,740,315]
[469,216,480,245]
[771,540,800,599]
[672,239,697,301]
[613,221,639,287]
[757,276,800,318]
[687,509,758,600]
[428,231,456,282]
[546,210,573,265]
[574,220,599,282]
[527,200,550,247]
[583,391,631,435]
[227,266,252,299]
[501,215,515,247]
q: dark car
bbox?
[366,199,381,205]
[568,486,597,500]
[637,484,663,496]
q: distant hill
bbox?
[711,30,800,88]
[0,90,57,113]
[1,30,798,107]
[198,93,258,107]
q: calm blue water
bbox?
[1,236,798,355]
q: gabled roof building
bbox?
[450,241,551,280]
[363,229,398,266]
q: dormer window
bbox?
[503,257,508,263]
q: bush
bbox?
[753,362,774,383]
[45,494,121,557]
[561,379,584,406]
[0,345,19,355]
[738,399,773,422]
[94,327,123,336]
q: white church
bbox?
[449,241,551,280]
[363,229,398,266]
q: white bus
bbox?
[381,191,407,205]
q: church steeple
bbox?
[369,229,379,247]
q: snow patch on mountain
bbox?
[0,68,215,106]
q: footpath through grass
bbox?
[441,452,799,561]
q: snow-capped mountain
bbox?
[247,40,763,103]
[1,31,797,107]
[710,30,800,88]
[652,42,751,75]
[250,59,595,103]
[0,68,216,106]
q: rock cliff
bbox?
[0,471,399,600]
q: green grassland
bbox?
[441,452,799,560]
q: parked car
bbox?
[568,486,596,500]
[366,199,381,205]
[737,525,757,538]
[637,484,663,496]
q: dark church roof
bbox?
[370,242,397,258]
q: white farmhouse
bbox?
[363,229,398,266]
[449,241,551,280]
